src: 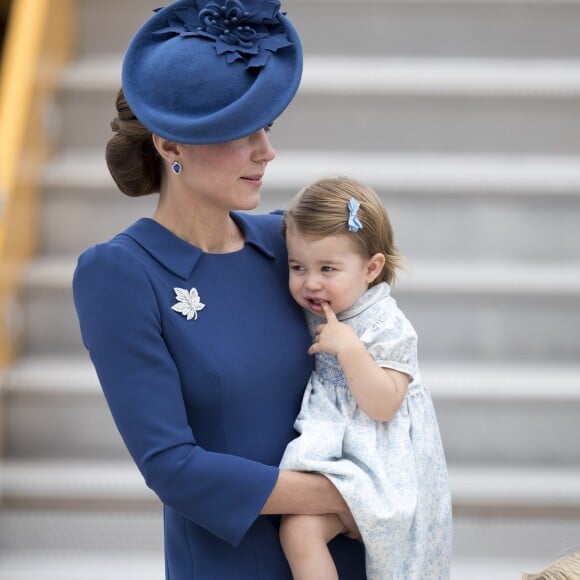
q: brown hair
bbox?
[282,176,404,286]
[105,88,162,197]
[522,552,580,580]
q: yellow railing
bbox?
[0,0,74,368]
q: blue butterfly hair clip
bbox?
[347,197,363,232]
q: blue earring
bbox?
[171,161,182,175]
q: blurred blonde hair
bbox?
[522,552,580,580]
[282,176,403,286]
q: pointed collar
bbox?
[121,212,277,280]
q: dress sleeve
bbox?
[72,242,279,547]
[361,301,419,381]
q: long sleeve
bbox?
[73,241,279,547]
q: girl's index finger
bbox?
[320,301,337,321]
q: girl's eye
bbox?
[321,266,336,272]
[290,264,304,272]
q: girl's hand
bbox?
[308,302,361,356]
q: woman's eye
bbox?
[264,122,274,133]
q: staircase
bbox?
[2,0,580,578]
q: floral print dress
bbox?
[280,283,453,579]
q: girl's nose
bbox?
[304,274,322,291]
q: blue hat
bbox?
[122,0,303,144]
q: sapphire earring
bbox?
[171,161,182,175]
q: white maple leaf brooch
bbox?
[171,287,205,320]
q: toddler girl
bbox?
[279,176,453,579]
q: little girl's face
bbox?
[286,228,381,317]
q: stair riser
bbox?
[396,293,580,363]
[76,0,580,59]
[278,93,580,154]
[22,289,85,355]
[41,185,580,263]
[0,510,162,553]
[5,389,579,465]
[59,88,580,154]
[0,509,577,568]
[41,188,156,255]
[0,560,163,580]
[294,3,580,59]
[4,392,129,460]
[453,516,580,562]
[21,284,580,363]
[437,398,580,466]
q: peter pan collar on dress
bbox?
[121,212,277,280]
[337,282,391,322]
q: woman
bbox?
[72,1,366,579]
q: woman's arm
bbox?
[261,470,361,539]
[261,470,345,515]
[309,302,408,422]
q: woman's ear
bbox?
[152,134,180,163]
[365,253,386,284]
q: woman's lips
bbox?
[241,174,263,183]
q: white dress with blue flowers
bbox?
[280,283,453,579]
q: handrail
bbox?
[0,0,74,368]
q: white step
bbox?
[452,517,580,572]
[1,460,579,575]
[62,56,580,97]
[0,508,163,560]
[451,465,580,514]
[44,149,580,196]
[75,0,580,60]
[3,356,580,465]
[424,362,580,401]
[5,459,579,515]
[291,0,580,60]
[1,460,156,506]
[2,356,129,459]
[451,557,570,580]
[0,554,164,580]
[424,362,580,465]
[19,256,580,362]
[0,554,557,580]
[279,58,580,153]
[57,57,580,153]
[0,461,162,557]
[41,151,580,263]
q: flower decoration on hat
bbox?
[154,0,293,68]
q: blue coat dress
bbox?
[73,213,366,580]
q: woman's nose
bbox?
[253,129,276,162]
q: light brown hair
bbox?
[522,552,580,580]
[282,176,403,286]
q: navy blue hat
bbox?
[122,0,303,144]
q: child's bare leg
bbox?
[280,513,344,580]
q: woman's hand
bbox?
[262,470,360,534]
[337,506,362,542]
